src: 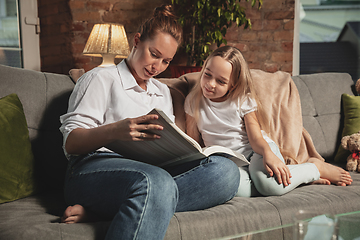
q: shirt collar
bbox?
[117,60,163,96]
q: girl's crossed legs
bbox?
[236,142,352,197]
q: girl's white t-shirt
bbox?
[185,94,266,157]
[60,60,174,158]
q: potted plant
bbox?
[170,0,262,77]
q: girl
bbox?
[185,46,352,197]
[60,6,240,240]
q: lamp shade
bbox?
[83,23,130,60]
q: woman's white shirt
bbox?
[60,60,174,158]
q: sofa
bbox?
[0,63,359,240]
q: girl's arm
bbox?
[65,114,163,155]
[185,113,204,147]
[244,111,292,186]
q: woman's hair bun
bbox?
[138,4,182,45]
[153,4,176,19]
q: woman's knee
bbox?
[207,156,240,193]
[141,166,178,199]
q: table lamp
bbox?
[83,23,130,67]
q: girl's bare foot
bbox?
[61,204,98,224]
[308,158,353,186]
[311,177,330,185]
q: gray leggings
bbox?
[236,141,320,197]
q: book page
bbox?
[150,109,202,152]
[202,145,250,167]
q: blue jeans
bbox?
[64,152,240,240]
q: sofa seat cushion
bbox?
[0,191,110,240]
[0,94,36,203]
[1,173,359,240]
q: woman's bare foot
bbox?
[61,204,98,224]
[308,158,353,186]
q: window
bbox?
[298,0,360,80]
[0,0,40,70]
[300,0,360,43]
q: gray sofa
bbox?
[0,64,359,240]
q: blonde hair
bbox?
[138,5,183,45]
[187,45,269,133]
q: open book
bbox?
[106,108,249,168]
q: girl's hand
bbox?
[263,151,292,186]
[113,114,164,141]
[244,112,292,187]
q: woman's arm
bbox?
[185,113,204,147]
[244,111,292,186]
[65,114,163,155]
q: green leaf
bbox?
[186,44,192,53]
[204,45,209,53]
[224,12,230,21]
[251,0,256,7]
[173,0,261,66]
[215,30,222,41]
[247,19,252,29]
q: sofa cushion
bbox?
[0,94,36,203]
[0,65,75,192]
[292,73,354,161]
[1,173,359,240]
[334,94,360,163]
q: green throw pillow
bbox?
[334,94,360,163]
[0,93,36,203]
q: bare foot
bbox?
[61,204,98,224]
[311,177,330,185]
[308,158,353,186]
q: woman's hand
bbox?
[263,150,292,186]
[65,114,164,155]
[112,114,164,141]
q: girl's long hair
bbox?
[187,45,269,133]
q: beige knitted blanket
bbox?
[250,69,324,164]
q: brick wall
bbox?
[228,0,294,73]
[38,0,74,74]
[38,0,294,75]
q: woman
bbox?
[60,5,240,240]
